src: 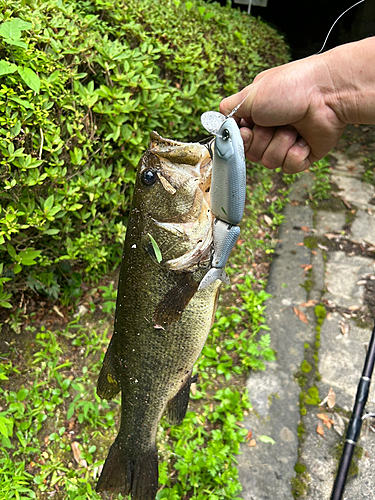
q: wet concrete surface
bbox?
[239,127,375,499]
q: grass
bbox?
[0,164,292,500]
[309,156,332,203]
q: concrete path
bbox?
[239,127,375,500]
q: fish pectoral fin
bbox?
[153,273,199,325]
[97,340,121,400]
[96,439,158,500]
[166,373,197,425]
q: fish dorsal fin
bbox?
[166,373,198,425]
[97,339,121,400]
[153,273,199,326]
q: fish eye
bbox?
[222,129,230,141]
[142,169,157,186]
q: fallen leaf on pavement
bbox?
[248,439,257,447]
[293,307,308,324]
[327,388,336,409]
[300,264,312,271]
[348,305,359,311]
[300,300,318,307]
[319,387,336,409]
[339,320,349,336]
[341,198,352,209]
[311,250,317,255]
[316,425,325,437]
[325,233,338,240]
[245,430,253,441]
[317,413,334,429]
[356,280,367,286]
[300,226,310,233]
[332,413,345,436]
[296,242,304,246]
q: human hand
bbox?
[220,54,347,174]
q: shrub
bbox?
[0,0,289,308]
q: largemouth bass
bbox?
[96,132,222,499]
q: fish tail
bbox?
[96,439,158,500]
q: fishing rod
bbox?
[330,321,375,500]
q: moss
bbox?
[305,386,320,405]
[315,304,326,325]
[294,462,306,474]
[317,197,346,212]
[297,423,306,439]
[298,374,307,388]
[334,440,364,477]
[301,360,312,373]
[304,236,318,249]
[291,472,310,498]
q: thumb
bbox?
[219,85,254,118]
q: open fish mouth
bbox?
[149,131,212,196]
[147,132,214,270]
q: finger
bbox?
[246,125,276,163]
[240,127,253,154]
[240,117,254,128]
[220,85,254,119]
[282,139,313,174]
[261,126,298,170]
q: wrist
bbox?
[319,37,375,125]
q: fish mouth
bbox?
[148,132,213,269]
[149,132,212,196]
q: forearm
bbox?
[320,37,375,125]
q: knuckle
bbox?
[262,153,280,170]
[253,126,274,143]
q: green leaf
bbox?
[148,233,162,263]
[3,38,28,49]
[67,405,75,420]
[0,21,22,40]
[17,388,29,401]
[9,18,33,31]
[19,249,42,265]
[9,96,34,109]
[0,416,12,438]
[44,195,54,211]
[7,243,17,260]
[185,1,193,10]
[13,263,22,274]
[0,60,18,76]
[44,228,60,235]
[0,299,12,308]
[17,67,40,93]
[258,435,276,444]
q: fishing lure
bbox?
[198,114,246,291]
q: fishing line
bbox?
[315,0,366,54]
[223,0,367,119]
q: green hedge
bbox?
[0,0,289,309]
